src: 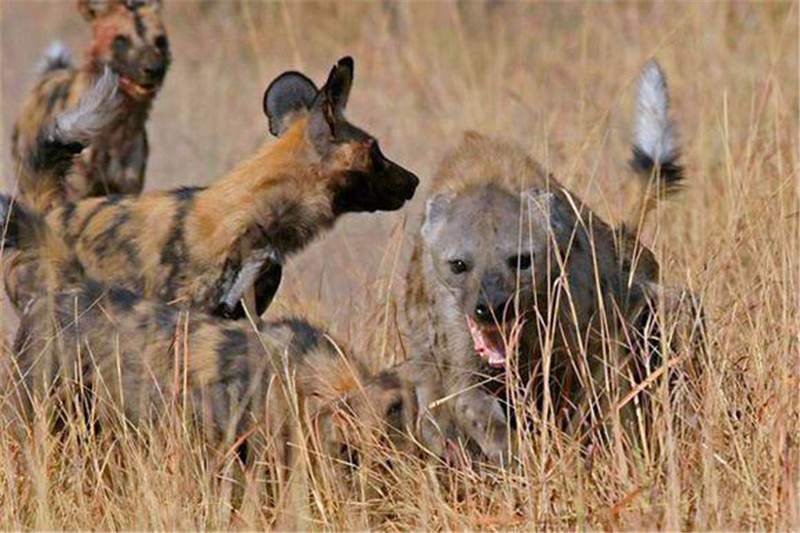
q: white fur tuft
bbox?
[54,67,123,145]
[36,41,74,74]
[634,60,677,165]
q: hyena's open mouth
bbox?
[466,315,511,369]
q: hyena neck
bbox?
[193,118,336,261]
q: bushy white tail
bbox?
[631,59,683,189]
[36,41,74,74]
[23,68,124,211]
[53,67,123,146]
[628,60,684,228]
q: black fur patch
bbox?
[75,195,124,237]
[273,318,323,356]
[90,210,142,271]
[108,286,139,312]
[158,193,196,300]
[217,328,249,379]
[630,146,683,192]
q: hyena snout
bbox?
[473,274,515,325]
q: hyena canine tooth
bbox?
[6,57,419,320]
[12,0,170,210]
[403,60,702,459]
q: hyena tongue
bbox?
[466,316,506,369]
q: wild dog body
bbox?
[0,193,418,472]
[6,58,419,319]
[404,61,694,457]
[12,0,170,210]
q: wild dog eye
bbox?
[113,35,131,52]
[449,259,469,275]
[508,254,532,270]
[154,35,169,52]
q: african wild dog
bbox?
[403,60,703,460]
[0,192,418,479]
[12,0,170,211]
[5,56,419,320]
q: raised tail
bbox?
[627,59,684,229]
[36,41,74,75]
[22,67,123,211]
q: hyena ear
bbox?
[421,193,453,242]
[263,72,318,137]
[524,187,572,240]
[320,56,354,114]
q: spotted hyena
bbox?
[12,0,171,211]
[5,57,419,320]
[404,61,703,460]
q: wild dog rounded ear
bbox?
[421,192,454,242]
[263,72,318,137]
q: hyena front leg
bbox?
[453,388,511,464]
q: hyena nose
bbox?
[474,299,512,325]
[475,303,492,322]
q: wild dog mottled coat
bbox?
[0,194,417,474]
[12,0,170,210]
[6,57,419,320]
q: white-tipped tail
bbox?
[634,60,677,164]
[631,59,683,190]
[54,67,123,145]
[36,41,74,74]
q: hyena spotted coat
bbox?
[403,61,702,459]
[12,0,170,211]
[6,57,419,319]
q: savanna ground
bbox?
[0,1,798,530]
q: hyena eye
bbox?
[154,35,169,52]
[113,35,131,53]
[449,259,469,275]
[508,254,532,270]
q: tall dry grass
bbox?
[1,1,798,529]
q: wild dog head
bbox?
[79,0,170,100]
[314,367,419,469]
[421,183,573,370]
[264,57,419,213]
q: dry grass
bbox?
[1,1,798,530]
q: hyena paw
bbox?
[456,393,511,464]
